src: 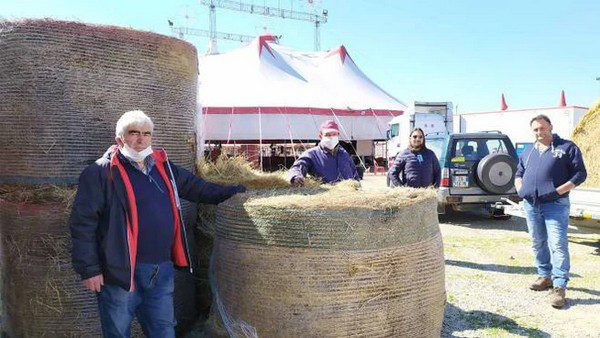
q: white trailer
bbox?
[386,102,453,163]
[455,106,588,155]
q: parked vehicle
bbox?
[386,102,453,164]
[437,132,521,218]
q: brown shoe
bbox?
[550,287,566,308]
[529,277,552,291]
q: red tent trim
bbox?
[203,106,403,116]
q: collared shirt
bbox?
[124,154,156,175]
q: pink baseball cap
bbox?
[319,120,339,133]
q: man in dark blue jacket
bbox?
[388,128,441,188]
[515,114,586,309]
[69,110,245,337]
[287,120,359,186]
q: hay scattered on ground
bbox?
[0,184,77,207]
[572,100,600,188]
[197,155,320,188]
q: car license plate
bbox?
[452,175,469,188]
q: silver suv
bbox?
[437,132,521,218]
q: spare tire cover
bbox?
[476,153,516,194]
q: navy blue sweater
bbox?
[515,134,586,203]
[125,161,174,264]
[388,147,441,188]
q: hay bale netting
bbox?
[572,101,600,187]
[194,156,300,318]
[210,184,446,337]
[0,18,198,183]
[0,186,102,337]
[0,19,200,333]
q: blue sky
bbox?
[2,0,599,112]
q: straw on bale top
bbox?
[0,18,196,55]
[0,184,76,207]
[229,180,437,211]
[197,155,320,188]
[215,181,439,250]
[572,100,600,188]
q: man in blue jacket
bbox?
[515,114,586,309]
[388,128,441,188]
[287,119,359,186]
[69,110,245,337]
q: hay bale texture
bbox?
[0,19,200,335]
[210,184,446,337]
[572,101,600,188]
[0,19,198,184]
[0,195,102,337]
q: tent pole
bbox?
[258,107,264,171]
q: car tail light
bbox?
[441,168,450,187]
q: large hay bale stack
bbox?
[572,101,600,187]
[0,19,198,183]
[210,184,446,337]
[0,19,200,335]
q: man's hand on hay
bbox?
[83,274,104,292]
[291,176,305,187]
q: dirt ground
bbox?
[363,174,600,337]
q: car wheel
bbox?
[476,153,517,194]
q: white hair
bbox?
[115,110,154,138]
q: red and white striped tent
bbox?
[198,35,407,144]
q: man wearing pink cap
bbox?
[288,119,359,186]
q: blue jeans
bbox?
[523,197,570,289]
[97,261,176,338]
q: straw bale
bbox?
[209,185,445,337]
[572,101,600,188]
[0,184,76,207]
[0,19,198,184]
[0,200,101,337]
[197,155,320,189]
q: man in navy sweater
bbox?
[515,114,586,309]
[388,127,441,188]
[69,110,245,337]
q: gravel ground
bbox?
[361,174,600,337]
[440,209,600,337]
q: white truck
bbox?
[386,101,454,164]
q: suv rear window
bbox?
[452,138,510,161]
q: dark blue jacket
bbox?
[69,148,243,291]
[388,147,441,188]
[515,134,586,204]
[287,145,359,184]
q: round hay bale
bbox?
[210,185,446,337]
[0,19,198,184]
[572,101,600,188]
[0,198,102,337]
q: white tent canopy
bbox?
[198,35,407,142]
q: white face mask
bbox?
[120,143,153,162]
[320,136,339,150]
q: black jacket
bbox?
[69,148,243,291]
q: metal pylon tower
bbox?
[200,0,328,51]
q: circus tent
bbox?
[197,35,407,144]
